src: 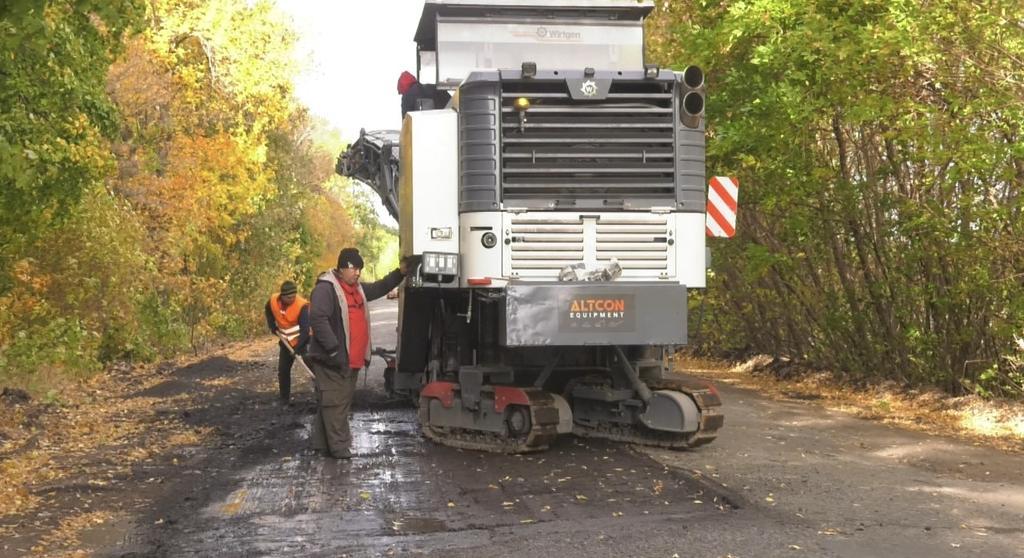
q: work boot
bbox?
[330,448,353,460]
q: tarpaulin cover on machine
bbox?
[501,282,687,346]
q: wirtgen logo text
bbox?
[535,27,582,41]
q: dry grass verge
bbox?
[677,354,1024,453]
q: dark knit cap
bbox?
[337,248,364,270]
[280,281,297,296]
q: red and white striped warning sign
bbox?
[706,176,739,238]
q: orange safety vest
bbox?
[270,293,309,347]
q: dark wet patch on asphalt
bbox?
[127,356,250,399]
[82,299,745,557]
[144,404,738,556]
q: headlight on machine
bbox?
[422,251,459,275]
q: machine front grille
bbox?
[595,216,670,271]
[508,214,672,279]
[508,216,585,271]
[500,79,676,201]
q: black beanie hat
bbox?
[337,248,364,270]
[280,281,298,296]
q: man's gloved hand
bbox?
[400,255,422,276]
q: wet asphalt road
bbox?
[91,299,1023,557]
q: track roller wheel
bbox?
[505,405,532,438]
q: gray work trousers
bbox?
[309,362,360,457]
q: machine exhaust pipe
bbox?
[682,65,704,89]
[679,65,705,129]
[680,91,705,129]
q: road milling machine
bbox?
[338,0,729,453]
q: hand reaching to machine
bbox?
[400,255,422,276]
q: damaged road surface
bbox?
[100,299,755,557]
[149,414,746,556]
[5,298,1023,557]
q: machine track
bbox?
[573,376,724,449]
[418,376,722,453]
[418,387,562,453]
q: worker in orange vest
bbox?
[264,280,310,405]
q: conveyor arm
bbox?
[335,129,401,222]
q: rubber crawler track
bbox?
[418,376,723,453]
[573,376,724,449]
[418,388,561,453]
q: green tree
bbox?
[0,0,144,292]
[649,0,1024,396]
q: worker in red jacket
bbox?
[305,249,410,459]
[398,70,451,117]
[264,280,309,405]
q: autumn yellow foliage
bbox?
[0,0,392,391]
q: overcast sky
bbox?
[277,0,425,141]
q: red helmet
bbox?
[397,71,417,95]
